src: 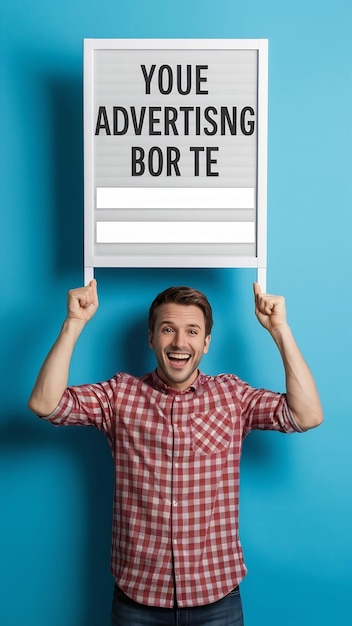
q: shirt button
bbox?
[173,500,178,506]
[175,463,179,468]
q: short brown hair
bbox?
[148,286,213,336]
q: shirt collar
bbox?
[149,369,206,395]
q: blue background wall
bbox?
[1,1,351,624]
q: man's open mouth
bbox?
[167,352,191,363]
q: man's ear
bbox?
[203,334,211,354]
[148,329,154,349]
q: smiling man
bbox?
[148,286,211,390]
[28,281,323,626]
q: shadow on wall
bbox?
[48,71,85,277]
[0,416,114,625]
[0,65,113,625]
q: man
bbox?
[28,280,323,626]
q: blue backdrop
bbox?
[1,1,351,625]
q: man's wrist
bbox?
[61,316,87,340]
[269,322,293,347]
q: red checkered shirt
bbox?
[44,370,302,608]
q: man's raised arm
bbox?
[28,280,98,417]
[253,282,323,431]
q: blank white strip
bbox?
[96,222,255,244]
[96,188,255,210]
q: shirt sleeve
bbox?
[232,377,304,435]
[40,376,120,445]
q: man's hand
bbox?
[253,282,287,335]
[67,279,99,324]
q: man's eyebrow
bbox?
[159,321,202,329]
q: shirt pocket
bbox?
[190,408,233,455]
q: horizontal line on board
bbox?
[96,221,255,244]
[96,187,255,210]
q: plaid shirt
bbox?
[45,370,301,608]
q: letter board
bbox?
[84,39,268,287]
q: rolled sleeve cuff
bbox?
[286,405,304,433]
[40,390,74,425]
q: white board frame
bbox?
[84,39,268,289]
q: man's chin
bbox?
[157,366,197,390]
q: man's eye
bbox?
[162,327,173,333]
[189,329,198,335]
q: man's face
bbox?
[149,303,211,391]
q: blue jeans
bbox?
[111,585,244,625]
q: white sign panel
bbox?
[84,39,268,286]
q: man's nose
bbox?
[172,330,186,347]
